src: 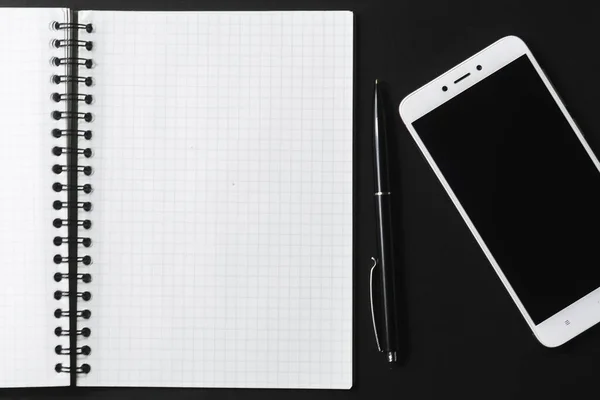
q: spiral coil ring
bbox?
[52,146,93,157]
[52,21,93,33]
[52,164,93,176]
[52,92,93,104]
[52,39,93,51]
[54,272,92,283]
[52,15,93,376]
[53,182,93,194]
[53,236,92,247]
[52,200,92,211]
[52,129,93,140]
[54,291,92,301]
[51,56,93,69]
[52,75,93,86]
[55,363,91,374]
[54,326,91,337]
[52,110,93,122]
[55,345,92,355]
[54,309,91,319]
[52,218,92,229]
[53,255,92,265]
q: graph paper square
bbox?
[80,10,353,389]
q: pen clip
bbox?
[370,257,382,352]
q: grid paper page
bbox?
[80,10,353,388]
[0,8,70,388]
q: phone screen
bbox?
[412,55,600,324]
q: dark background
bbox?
[3,0,600,399]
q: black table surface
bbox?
[4,0,600,398]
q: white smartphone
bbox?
[399,36,600,347]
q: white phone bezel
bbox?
[399,35,600,347]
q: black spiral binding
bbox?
[52,146,93,158]
[52,200,92,211]
[55,345,92,355]
[51,75,94,87]
[51,11,93,380]
[52,164,93,176]
[52,218,92,229]
[55,364,92,374]
[52,182,93,194]
[54,272,92,283]
[54,290,92,301]
[54,326,92,337]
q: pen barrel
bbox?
[373,88,391,194]
[374,194,398,352]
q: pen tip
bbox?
[387,351,397,363]
[375,79,379,85]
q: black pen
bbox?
[370,79,399,363]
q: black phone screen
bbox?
[413,54,600,324]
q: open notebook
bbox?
[0,8,353,389]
